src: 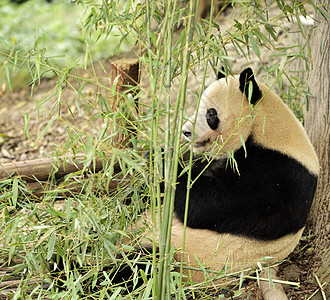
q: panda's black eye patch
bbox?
[206,108,219,130]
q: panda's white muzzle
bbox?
[182,119,212,150]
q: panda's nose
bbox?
[182,130,191,138]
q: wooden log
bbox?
[0,149,143,198]
[0,281,50,299]
[0,155,120,182]
[25,177,122,198]
[110,59,140,147]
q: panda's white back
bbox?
[251,81,319,175]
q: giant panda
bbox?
[133,67,319,283]
[51,67,319,291]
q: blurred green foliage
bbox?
[0,0,133,88]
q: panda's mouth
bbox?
[194,138,210,148]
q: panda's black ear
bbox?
[239,68,262,104]
[217,66,226,80]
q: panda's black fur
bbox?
[174,136,318,241]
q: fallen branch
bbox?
[307,282,327,300]
[25,175,123,198]
[0,155,120,183]
[313,273,327,300]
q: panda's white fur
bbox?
[134,68,319,282]
[136,212,304,282]
[250,81,319,174]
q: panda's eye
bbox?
[206,108,219,130]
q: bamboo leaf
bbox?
[248,32,260,58]
[263,113,267,135]
[285,5,293,14]
[239,271,244,290]
[13,51,18,73]
[34,37,41,50]
[295,14,306,37]
[269,63,280,73]
[12,178,18,208]
[13,286,21,300]
[4,64,12,92]
[239,134,247,158]
[265,24,277,41]
[23,114,31,141]
[35,54,41,83]
[299,4,307,18]
[34,115,57,144]
[47,232,56,260]
[248,81,253,103]
[277,69,283,89]
[34,227,56,248]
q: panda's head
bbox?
[182,68,262,156]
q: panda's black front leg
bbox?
[174,156,224,229]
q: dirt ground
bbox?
[0,4,322,299]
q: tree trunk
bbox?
[304,0,329,296]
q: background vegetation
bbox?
[0,0,327,299]
[0,0,133,89]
